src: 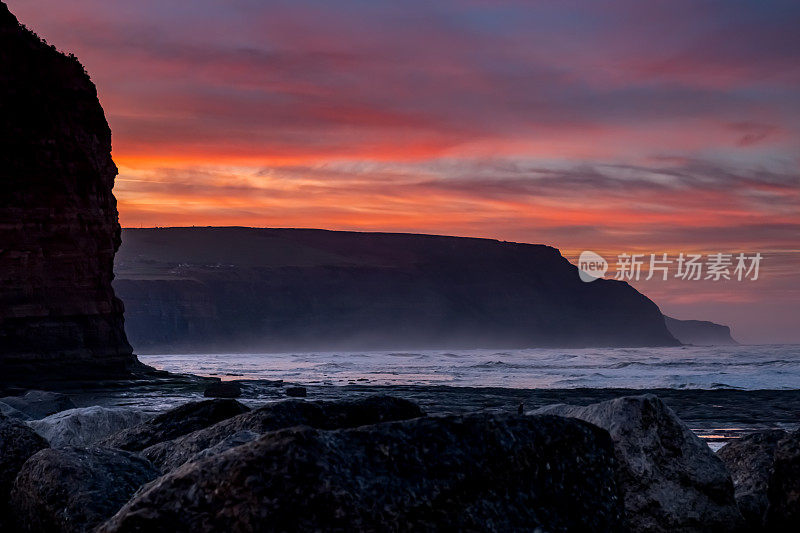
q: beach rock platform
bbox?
[3,390,797,532]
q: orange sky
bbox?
[8,0,800,343]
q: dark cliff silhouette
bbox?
[0,2,138,382]
[664,317,737,346]
[115,227,680,352]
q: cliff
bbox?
[0,2,137,381]
[114,227,680,352]
[664,317,737,346]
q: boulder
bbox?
[717,429,786,529]
[27,406,151,447]
[766,429,800,531]
[0,390,76,419]
[100,414,625,532]
[11,446,159,533]
[101,399,250,451]
[0,401,29,420]
[186,430,260,464]
[203,381,242,398]
[142,395,424,472]
[285,386,306,397]
[0,416,49,529]
[534,394,744,532]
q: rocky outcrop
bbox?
[0,416,49,529]
[665,316,737,345]
[28,406,151,447]
[766,429,800,531]
[0,390,76,419]
[114,227,680,351]
[203,381,242,398]
[11,446,159,533]
[535,395,744,532]
[144,395,425,471]
[101,399,250,452]
[0,1,137,383]
[717,429,787,529]
[100,414,625,532]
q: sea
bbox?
[139,344,800,391]
[72,344,795,449]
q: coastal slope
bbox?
[664,317,737,346]
[0,2,137,381]
[114,227,679,351]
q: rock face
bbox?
[766,429,800,531]
[101,399,250,452]
[203,381,242,398]
[664,316,737,345]
[717,429,787,529]
[11,446,159,533]
[27,406,151,447]
[0,416,49,528]
[114,227,679,351]
[142,396,425,472]
[535,395,744,532]
[100,414,625,532]
[0,390,76,419]
[0,1,136,382]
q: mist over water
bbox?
[140,344,800,390]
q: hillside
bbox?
[114,227,680,352]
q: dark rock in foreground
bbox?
[203,381,242,398]
[100,414,624,533]
[143,395,425,471]
[28,406,151,447]
[11,446,159,533]
[766,429,800,531]
[717,429,787,530]
[535,394,744,532]
[0,1,137,383]
[101,399,250,451]
[285,386,307,397]
[0,390,76,419]
[0,416,49,529]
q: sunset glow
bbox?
[8,0,799,342]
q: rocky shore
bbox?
[1,387,798,532]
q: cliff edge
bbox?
[664,317,737,346]
[115,227,680,351]
[0,2,138,382]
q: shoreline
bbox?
[61,380,800,446]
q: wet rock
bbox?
[0,401,29,420]
[285,386,306,397]
[27,406,151,447]
[187,430,260,464]
[717,429,786,530]
[203,381,241,398]
[0,416,49,529]
[100,414,624,532]
[143,395,424,472]
[0,390,76,419]
[101,399,249,451]
[11,446,159,533]
[535,394,744,532]
[766,429,800,531]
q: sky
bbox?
[8,0,800,343]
